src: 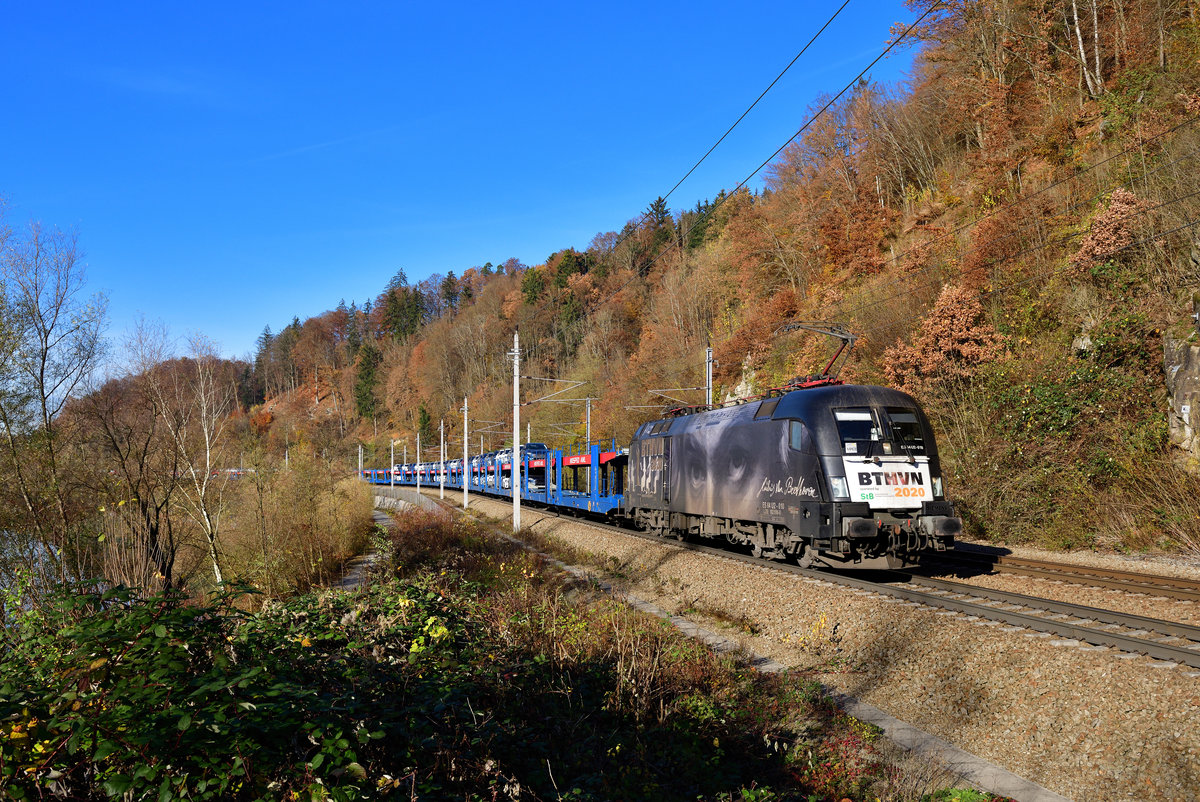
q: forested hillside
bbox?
[249,1,1200,553]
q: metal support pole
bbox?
[390,439,395,489]
[416,433,421,494]
[512,330,521,532]
[586,398,591,445]
[439,419,445,499]
[463,397,469,509]
[706,347,713,406]
[357,444,362,477]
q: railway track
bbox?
[418,491,1200,670]
[927,549,1200,602]
[524,508,1200,671]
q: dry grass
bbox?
[219,455,375,596]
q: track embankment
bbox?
[446,494,1200,802]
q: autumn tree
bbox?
[883,284,1005,395]
[1070,188,1154,275]
[80,372,182,591]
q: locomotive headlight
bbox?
[830,476,850,500]
[932,476,944,498]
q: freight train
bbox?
[364,380,960,569]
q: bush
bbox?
[221,456,375,597]
[1,509,945,800]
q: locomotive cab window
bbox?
[833,408,882,456]
[884,408,927,454]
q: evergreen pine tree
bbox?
[416,404,434,447]
[354,342,382,419]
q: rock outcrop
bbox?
[1164,296,1200,471]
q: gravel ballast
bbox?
[451,495,1200,802]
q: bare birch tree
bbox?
[132,324,235,586]
[1068,0,1106,97]
[0,213,106,593]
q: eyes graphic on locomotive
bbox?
[672,407,762,520]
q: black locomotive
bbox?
[625,382,960,569]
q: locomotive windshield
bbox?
[834,408,881,455]
[834,407,929,456]
[884,408,927,454]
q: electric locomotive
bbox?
[625,382,960,569]
[367,319,961,570]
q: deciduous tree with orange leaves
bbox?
[883,284,1005,395]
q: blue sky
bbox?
[1,1,921,359]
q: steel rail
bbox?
[931,551,1200,602]
[430,491,1200,668]
[894,574,1200,643]
[534,511,1200,669]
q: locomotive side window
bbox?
[834,408,881,455]
[788,420,807,451]
[884,408,927,453]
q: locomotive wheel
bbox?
[753,545,784,561]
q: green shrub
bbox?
[1,512,973,800]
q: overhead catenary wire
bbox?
[527,0,1196,418]
[602,53,1198,384]
[537,1,946,413]
[658,0,854,207]
[619,48,1199,359]
[693,110,1200,375]
[586,0,947,315]
[544,0,859,290]
[515,2,861,416]
[528,0,863,327]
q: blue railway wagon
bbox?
[368,440,628,519]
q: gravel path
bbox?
[459,496,1200,802]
